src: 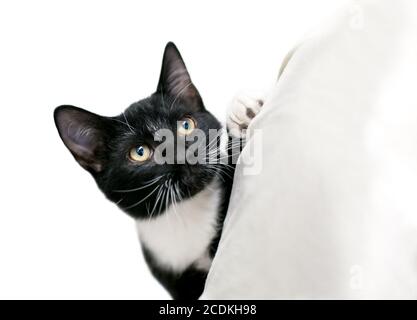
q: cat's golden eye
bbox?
[177,117,196,135]
[129,145,152,162]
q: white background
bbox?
[0,0,345,299]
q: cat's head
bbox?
[54,42,225,219]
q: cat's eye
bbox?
[177,117,196,135]
[129,145,152,163]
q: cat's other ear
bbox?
[157,42,204,111]
[54,105,111,174]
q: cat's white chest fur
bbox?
[135,180,221,273]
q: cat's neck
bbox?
[136,179,221,273]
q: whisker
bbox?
[175,181,183,202]
[165,179,170,212]
[158,186,167,216]
[149,184,164,219]
[123,111,135,134]
[112,175,163,193]
[171,181,185,226]
[123,184,160,210]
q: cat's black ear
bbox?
[157,42,204,111]
[54,105,111,174]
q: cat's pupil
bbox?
[182,121,190,130]
[136,146,145,157]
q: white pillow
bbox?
[202,0,417,299]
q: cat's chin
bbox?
[115,172,217,220]
[175,168,217,198]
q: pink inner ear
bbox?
[165,65,192,98]
[65,130,95,158]
[157,43,202,110]
[55,106,105,173]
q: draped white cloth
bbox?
[202,0,417,299]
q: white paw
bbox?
[227,94,264,139]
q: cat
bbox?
[53,42,262,299]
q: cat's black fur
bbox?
[54,42,235,299]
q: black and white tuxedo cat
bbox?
[54,42,262,299]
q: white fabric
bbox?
[202,0,417,299]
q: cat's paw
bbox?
[227,94,264,139]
